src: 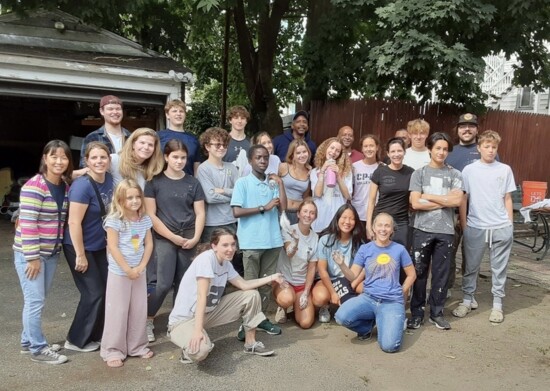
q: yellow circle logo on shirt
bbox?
[377,254,391,265]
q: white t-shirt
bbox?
[108,132,123,153]
[403,148,430,170]
[168,249,239,325]
[310,168,353,233]
[463,160,516,229]
[110,153,146,190]
[277,224,319,285]
[351,161,379,221]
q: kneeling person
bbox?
[334,213,416,353]
[168,228,283,363]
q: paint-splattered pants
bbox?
[410,229,454,318]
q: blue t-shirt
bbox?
[63,173,114,251]
[353,241,412,303]
[157,129,202,176]
[316,234,355,279]
[230,174,283,249]
[104,215,153,276]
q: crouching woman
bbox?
[168,227,284,363]
[334,213,416,353]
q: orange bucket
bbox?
[522,181,547,207]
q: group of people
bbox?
[13,94,516,369]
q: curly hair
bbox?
[118,128,164,182]
[199,127,230,156]
[314,137,351,176]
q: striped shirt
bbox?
[13,174,69,261]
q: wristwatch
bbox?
[258,205,265,214]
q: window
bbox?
[517,87,533,109]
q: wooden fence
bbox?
[306,99,550,188]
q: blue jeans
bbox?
[14,251,59,354]
[335,293,405,353]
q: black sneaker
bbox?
[407,316,424,330]
[237,325,245,341]
[357,332,372,341]
[429,316,451,330]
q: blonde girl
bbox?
[310,137,353,232]
[273,198,319,329]
[110,127,164,189]
[100,179,154,368]
[278,139,312,224]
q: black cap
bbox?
[293,110,309,122]
[457,113,478,126]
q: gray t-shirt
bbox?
[144,173,205,233]
[196,161,239,226]
[409,165,463,235]
[169,249,239,325]
[463,160,515,229]
[223,138,250,165]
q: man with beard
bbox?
[273,111,317,162]
[79,95,130,168]
[445,113,489,302]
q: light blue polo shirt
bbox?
[231,174,283,249]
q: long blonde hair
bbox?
[108,179,147,221]
[314,137,351,177]
[118,128,164,182]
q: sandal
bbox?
[141,350,154,359]
[107,359,124,368]
[452,303,472,318]
[489,309,504,323]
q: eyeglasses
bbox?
[209,143,227,149]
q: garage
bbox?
[0,9,190,210]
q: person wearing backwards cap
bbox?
[273,111,317,162]
[79,95,131,168]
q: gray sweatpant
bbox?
[462,225,513,302]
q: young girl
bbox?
[278,139,312,225]
[273,198,319,329]
[310,137,353,233]
[334,213,416,352]
[242,131,281,176]
[101,179,154,368]
[14,140,73,365]
[312,204,365,323]
[144,140,206,342]
[351,135,381,224]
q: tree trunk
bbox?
[232,0,289,136]
[302,0,333,110]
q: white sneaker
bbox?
[275,306,287,324]
[31,347,68,365]
[471,297,479,310]
[64,340,100,352]
[146,319,156,342]
[319,306,331,323]
[446,289,452,299]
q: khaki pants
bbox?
[169,290,265,362]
